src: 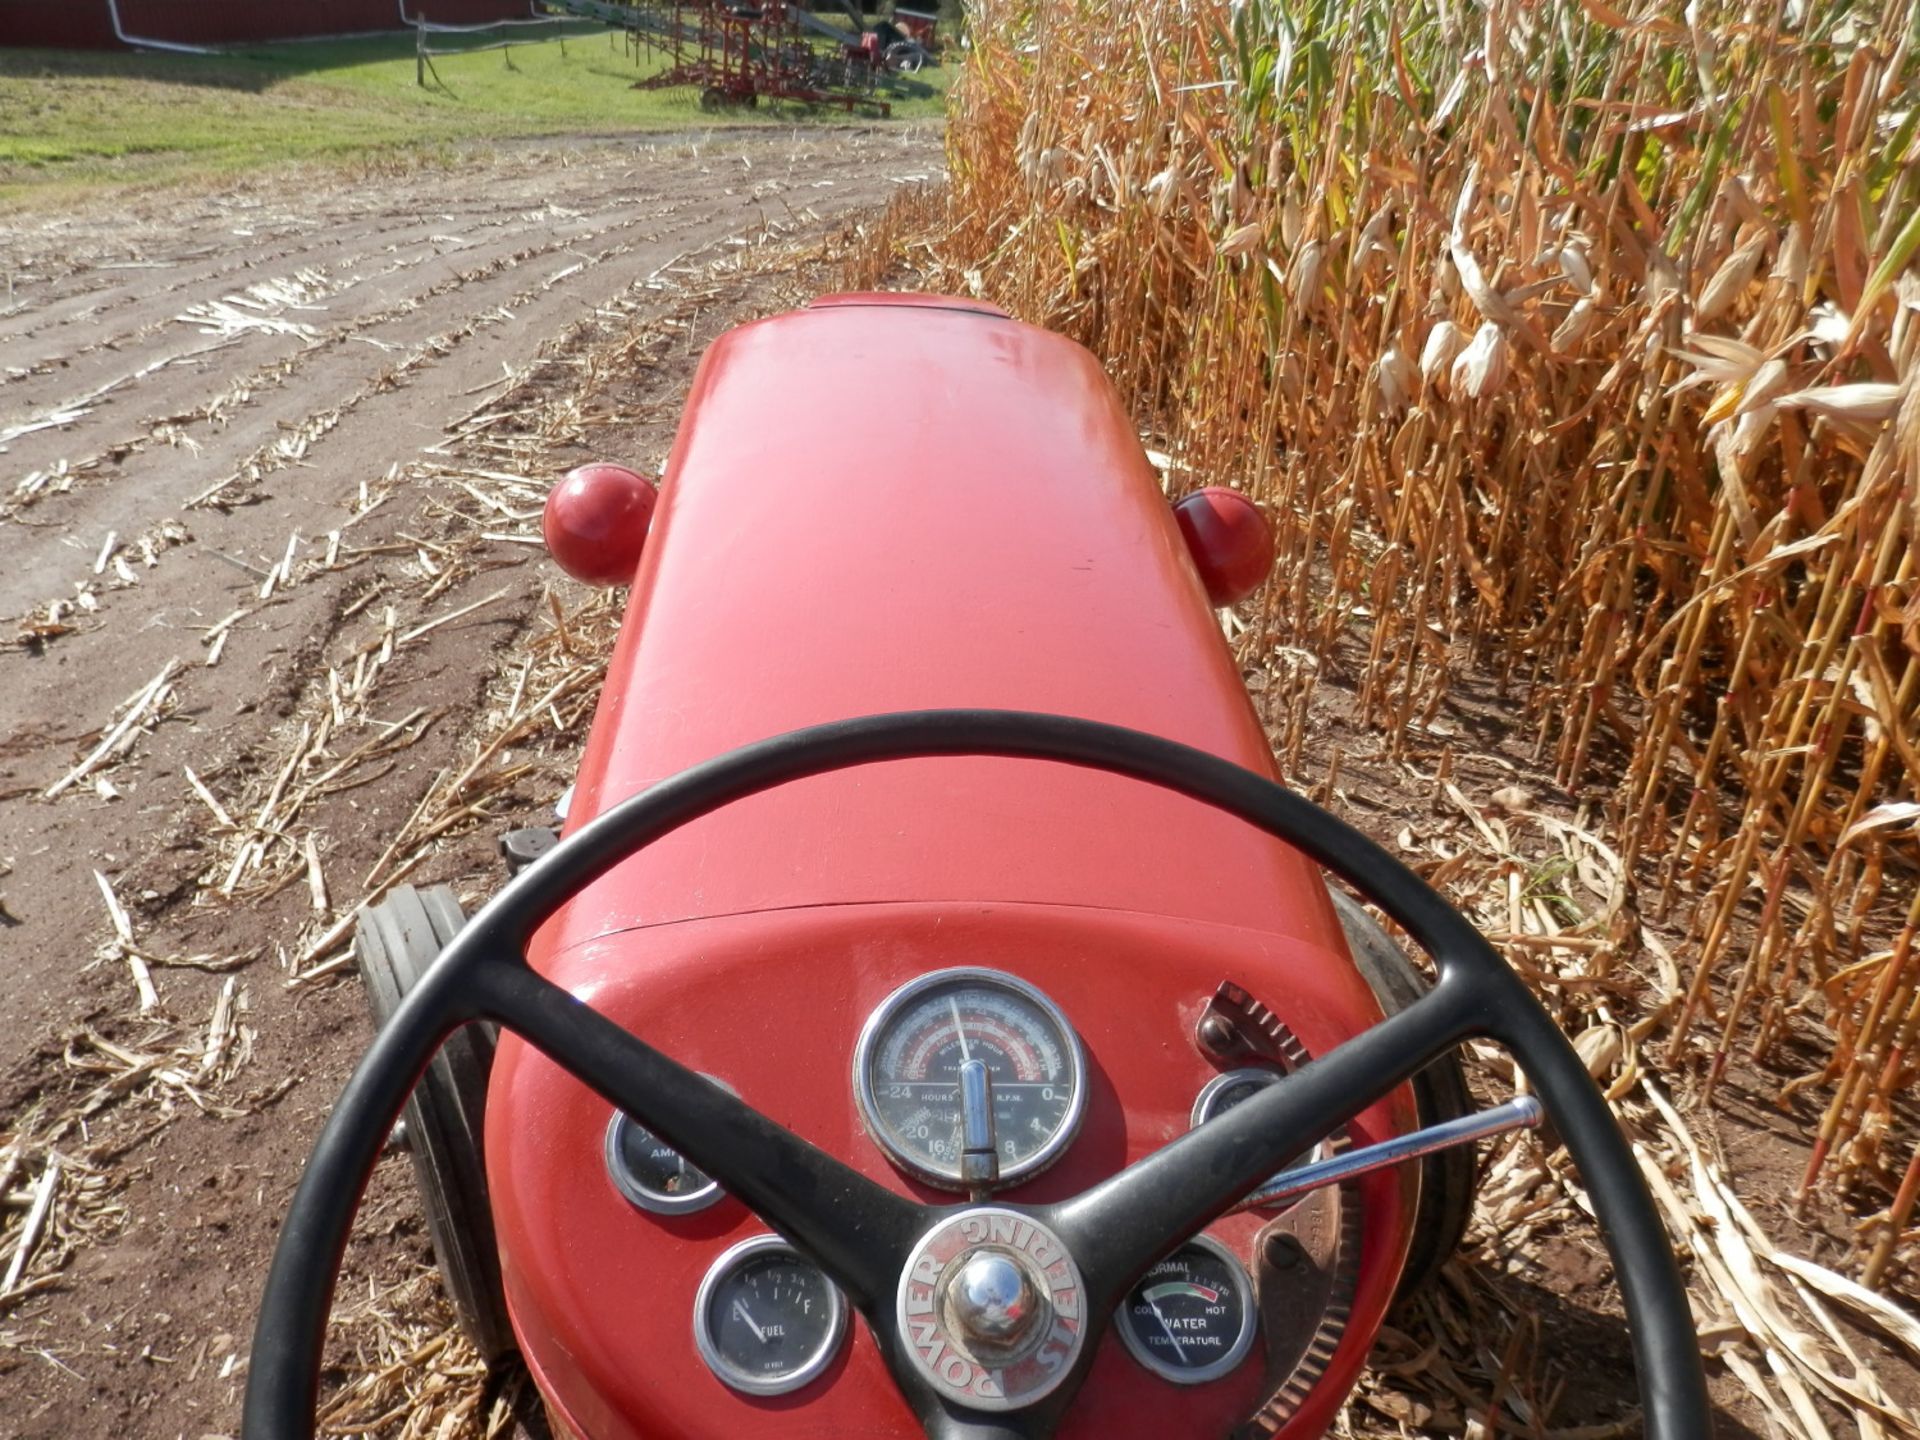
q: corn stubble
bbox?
[918,0,1920,1282]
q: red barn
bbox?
[0,0,538,49]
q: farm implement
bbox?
[245,296,1711,1438]
[546,0,936,113]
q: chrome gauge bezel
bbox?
[693,1234,848,1396]
[1114,1233,1259,1386]
[604,1074,735,1215]
[1190,1066,1331,1188]
[1190,1066,1286,1128]
[852,966,1088,1191]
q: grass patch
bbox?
[0,30,948,207]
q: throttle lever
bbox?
[1231,1095,1544,1213]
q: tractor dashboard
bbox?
[487,901,1416,1439]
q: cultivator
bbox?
[546,0,934,115]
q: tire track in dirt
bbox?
[5,203,711,553]
[0,131,885,394]
[2,135,927,623]
[0,137,770,367]
[0,188,684,426]
[1,195,779,495]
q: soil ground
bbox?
[0,130,1913,1440]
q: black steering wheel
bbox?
[243,710,1710,1440]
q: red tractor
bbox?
[245,296,1710,1438]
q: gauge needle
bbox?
[949,998,972,1062]
[1145,1298,1189,1366]
[732,1298,770,1344]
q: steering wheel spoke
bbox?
[474,960,923,1309]
[915,1404,1058,1440]
[1046,981,1477,1311]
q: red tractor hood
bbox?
[540,296,1341,958]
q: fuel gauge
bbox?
[1116,1235,1258,1385]
[693,1235,847,1395]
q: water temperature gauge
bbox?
[1116,1235,1258,1385]
[693,1235,847,1395]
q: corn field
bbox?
[911,0,1920,1282]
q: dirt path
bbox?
[0,127,936,1030]
[0,127,938,1440]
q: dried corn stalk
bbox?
[909,0,1920,1281]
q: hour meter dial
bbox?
[1116,1235,1258,1385]
[853,968,1086,1189]
[693,1235,847,1395]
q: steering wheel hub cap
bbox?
[947,1250,1039,1350]
[897,1208,1086,1411]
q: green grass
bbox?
[0,29,949,207]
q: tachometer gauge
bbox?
[1116,1235,1258,1384]
[853,968,1086,1189]
[693,1235,847,1395]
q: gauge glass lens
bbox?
[606,1111,721,1214]
[1191,1067,1330,1181]
[1116,1236,1258,1384]
[1191,1069,1282,1125]
[855,969,1085,1188]
[694,1237,847,1395]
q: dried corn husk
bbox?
[1378,345,1416,412]
[1451,321,1509,398]
[1695,232,1769,321]
[1420,319,1465,388]
[1773,382,1904,424]
[1553,297,1597,352]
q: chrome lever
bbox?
[958,1058,1000,1200]
[1231,1095,1544,1213]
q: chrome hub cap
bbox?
[896,1208,1087,1410]
[946,1249,1039,1352]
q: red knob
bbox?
[542,464,658,586]
[1173,487,1274,607]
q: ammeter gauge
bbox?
[693,1235,847,1395]
[1116,1235,1258,1385]
[605,1076,737,1215]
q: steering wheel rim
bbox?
[243,709,1710,1440]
